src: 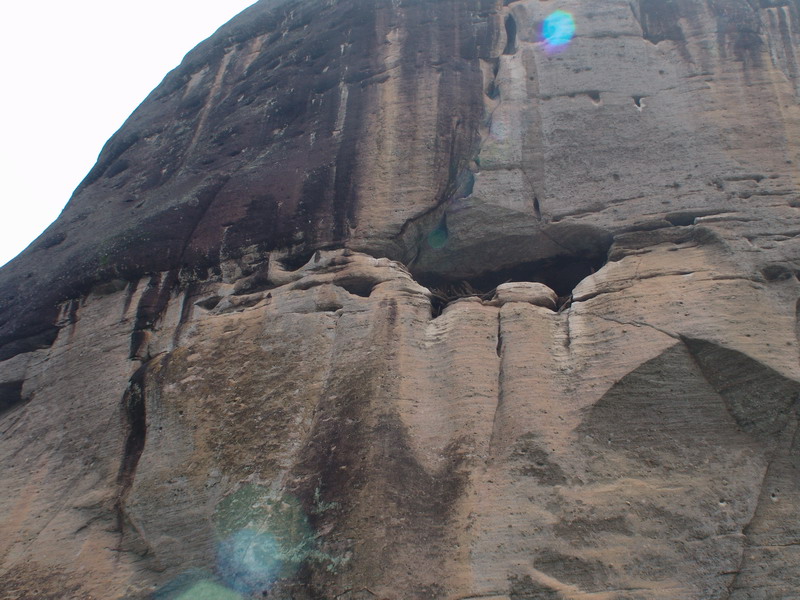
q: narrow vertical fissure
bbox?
[495,312,503,358]
[503,14,517,55]
[489,310,506,459]
[129,271,178,359]
[114,364,148,532]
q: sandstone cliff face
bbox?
[2,1,800,598]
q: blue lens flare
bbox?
[428,214,449,249]
[541,10,575,51]
[174,580,243,600]
[217,529,283,595]
[155,484,346,598]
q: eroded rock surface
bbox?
[2,1,800,598]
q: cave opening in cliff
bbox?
[422,251,608,316]
[0,381,25,416]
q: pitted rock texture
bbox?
[2,1,800,599]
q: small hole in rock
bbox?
[280,249,317,271]
[633,95,644,108]
[665,213,696,227]
[335,277,375,297]
[196,296,222,310]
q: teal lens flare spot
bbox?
[428,215,449,249]
[217,529,283,595]
[174,581,243,600]
[428,227,448,249]
[542,10,575,51]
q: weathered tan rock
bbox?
[2,1,800,598]
[490,282,558,309]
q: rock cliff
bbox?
[2,1,800,598]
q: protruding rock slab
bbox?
[490,282,558,309]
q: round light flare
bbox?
[541,10,576,52]
[212,486,315,595]
[217,529,284,596]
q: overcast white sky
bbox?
[0,0,258,267]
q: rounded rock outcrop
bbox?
[490,282,558,309]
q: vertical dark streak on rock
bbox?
[122,280,137,320]
[391,0,488,251]
[288,295,466,594]
[489,309,505,459]
[777,7,800,88]
[330,5,380,246]
[130,271,178,359]
[521,40,546,208]
[495,311,503,358]
[129,176,229,359]
[176,174,231,268]
[67,299,80,326]
[179,50,233,171]
[795,298,800,360]
[638,0,693,62]
[114,362,149,534]
[503,13,517,55]
[333,88,365,243]
[172,283,196,348]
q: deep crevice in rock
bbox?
[0,326,59,362]
[115,364,148,532]
[504,14,518,55]
[0,381,25,417]
[334,277,375,298]
[130,271,179,360]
